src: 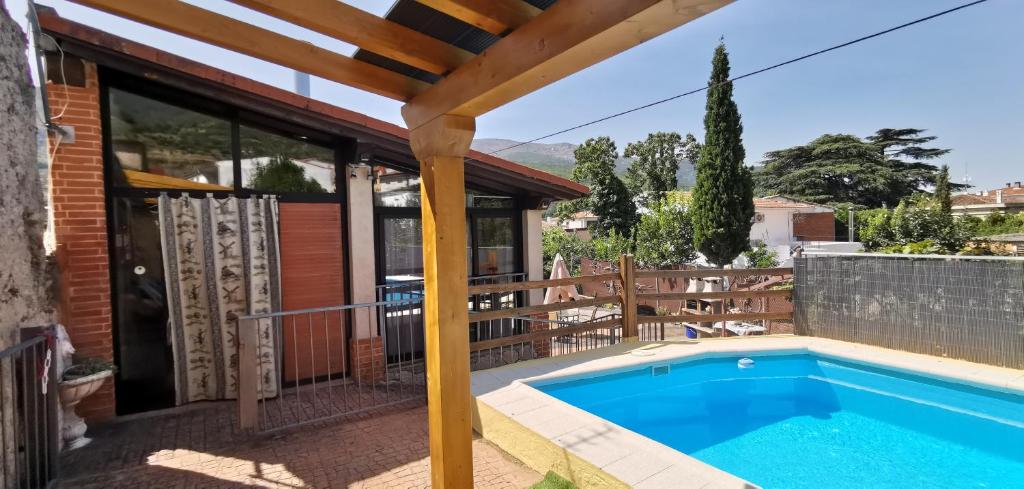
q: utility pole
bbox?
[848,209,855,242]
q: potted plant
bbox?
[59,356,116,450]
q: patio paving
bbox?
[59,400,542,488]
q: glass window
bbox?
[373,166,515,208]
[381,216,473,280]
[382,217,423,281]
[373,166,420,207]
[475,216,516,275]
[240,125,335,193]
[466,190,515,208]
[108,88,232,189]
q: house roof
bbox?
[985,233,1024,243]
[952,186,1024,207]
[754,196,830,210]
[37,8,588,202]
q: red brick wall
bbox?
[792,212,836,242]
[48,61,116,420]
[350,337,384,384]
[277,203,348,381]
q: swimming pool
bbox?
[534,353,1024,488]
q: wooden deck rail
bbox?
[466,272,620,295]
[467,259,794,346]
[638,311,793,324]
[634,267,792,279]
[469,295,620,322]
[637,289,791,301]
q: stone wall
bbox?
[0,1,53,349]
[1,6,56,484]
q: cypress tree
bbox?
[692,43,754,267]
[935,164,952,214]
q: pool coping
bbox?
[470,336,1024,489]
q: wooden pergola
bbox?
[67,0,730,485]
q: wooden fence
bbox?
[466,255,794,352]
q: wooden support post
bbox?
[406,113,476,489]
[237,317,259,431]
[619,254,638,340]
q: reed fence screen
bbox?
[794,254,1024,369]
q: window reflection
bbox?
[109,88,231,190]
[373,166,420,207]
[475,217,516,275]
[466,190,515,208]
[382,217,423,281]
[240,125,335,193]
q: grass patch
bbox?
[531,471,578,489]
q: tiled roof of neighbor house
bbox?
[37,8,588,202]
[985,233,1024,243]
[754,197,828,210]
[952,185,1024,206]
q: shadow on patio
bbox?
[59,400,541,488]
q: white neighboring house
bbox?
[558,211,599,240]
[750,196,834,247]
[741,196,854,267]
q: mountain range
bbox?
[471,138,696,187]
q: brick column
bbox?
[344,163,385,384]
[349,337,384,384]
[47,60,116,420]
[529,313,551,359]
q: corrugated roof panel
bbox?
[354,0,557,83]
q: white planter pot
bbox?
[59,370,112,450]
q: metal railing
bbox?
[236,298,427,433]
[0,329,59,489]
[375,273,527,362]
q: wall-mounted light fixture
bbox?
[348,158,372,180]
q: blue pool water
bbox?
[534,354,1024,488]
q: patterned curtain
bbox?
[158,194,280,404]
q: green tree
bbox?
[541,227,633,276]
[249,155,326,193]
[867,128,950,162]
[623,132,684,204]
[867,128,960,201]
[960,211,1024,237]
[755,134,902,207]
[934,164,952,214]
[556,137,636,237]
[590,172,637,237]
[859,195,972,254]
[570,136,618,185]
[634,192,696,267]
[681,133,703,165]
[590,229,634,263]
[743,243,780,268]
[691,43,755,267]
[541,227,592,277]
[754,129,963,208]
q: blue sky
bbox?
[9,0,1023,189]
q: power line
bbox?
[487,0,989,156]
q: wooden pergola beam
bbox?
[415,0,540,36]
[402,0,732,129]
[68,0,430,101]
[228,0,473,75]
